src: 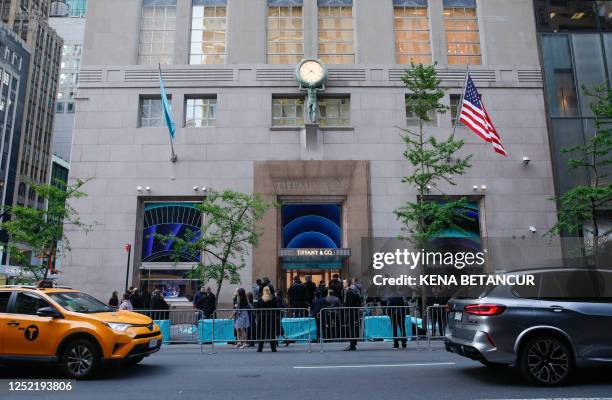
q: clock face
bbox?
[298,60,325,87]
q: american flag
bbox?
[459,75,507,156]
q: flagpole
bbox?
[159,63,177,163]
[451,63,470,139]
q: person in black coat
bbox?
[342,279,362,351]
[150,289,170,320]
[196,287,216,318]
[304,275,317,305]
[311,288,328,340]
[287,276,308,309]
[130,288,145,310]
[255,287,279,352]
[387,293,407,349]
[329,274,343,305]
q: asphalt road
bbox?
[1,342,611,400]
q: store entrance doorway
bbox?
[284,269,342,291]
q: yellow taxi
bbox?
[0,284,162,379]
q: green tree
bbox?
[394,64,473,306]
[156,190,272,304]
[547,86,612,265]
[0,178,92,283]
[394,63,473,247]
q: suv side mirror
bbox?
[36,307,63,319]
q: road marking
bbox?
[294,362,455,369]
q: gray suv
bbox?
[445,268,612,386]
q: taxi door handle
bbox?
[7,321,20,327]
[549,306,564,313]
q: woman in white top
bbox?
[119,292,133,311]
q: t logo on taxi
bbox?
[24,325,39,341]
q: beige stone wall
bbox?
[253,161,370,289]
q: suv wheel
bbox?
[61,339,100,379]
[520,336,572,386]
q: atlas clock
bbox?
[295,59,327,124]
[296,59,327,89]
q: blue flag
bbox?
[159,69,176,140]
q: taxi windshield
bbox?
[48,292,114,314]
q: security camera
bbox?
[522,156,530,165]
[481,185,487,191]
[137,186,142,192]
[529,226,537,233]
[145,186,151,192]
[473,185,478,191]
[193,186,199,191]
[202,187,208,192]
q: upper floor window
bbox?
[139,97,166,128]
[319,96,350,126]
[190,0,227,64]
[394,0,431,64]
[138,0,177,65]
[272,96,304,126]
[267,1,304,64]
[450,94,461,125]
[406,94,436,125]
[318,0,354,64]
[443,0,481,65]
[185,96,217,127]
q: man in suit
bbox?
[342,279,362,351]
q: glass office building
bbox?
[535,0,612,251]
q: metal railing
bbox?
[202,307,313,353]
[136,309,204,344]
[425,305,449,347]
[318,305,420,351]
[135,304,449,351]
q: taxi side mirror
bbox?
[36,307,63,319]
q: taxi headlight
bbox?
[106,322,131,332]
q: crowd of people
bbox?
[107,275,449,352]
[226,275,367,351]
[108,286,171,318]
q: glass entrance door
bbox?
[284,269,341,290]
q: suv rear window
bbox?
[539,270,608,302]
[0,292,11,312]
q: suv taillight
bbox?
[464,303,506,316]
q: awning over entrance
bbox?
[279,248,351,270]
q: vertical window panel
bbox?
[190,5,227,64]
[444,6,481,65]
[267,6,304,64]
[394,6,431,64]
[318,6,354,64]
[138,4,176,65]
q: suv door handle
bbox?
[549,306,564,313]
[7,321,19,327]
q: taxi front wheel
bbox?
[60,339,101,379]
